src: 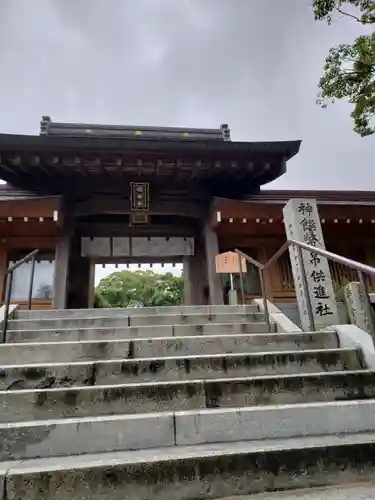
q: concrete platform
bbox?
[2,370,375,423]
[3,433,375,500]
[3,400,375,461]
[0,348,362,389]
[0,331,339,365]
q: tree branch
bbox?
[335,6,361,22]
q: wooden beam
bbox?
[77,222,197,238]
[0,197,62,219]
[73,197,203,219]
[7,237,56,249]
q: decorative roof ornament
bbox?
[39,116,231,142]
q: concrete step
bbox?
[7,312,267,332]
[3,400,375,461]
[0,331,339,365]
[2,432,375,499]
[2,369,374,423]
[231,483,375,500]
[15,304,259,320]
[5,321,272,343]
[0,349,361,390]
[128,312,266,327]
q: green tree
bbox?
[93,289,111,308]
[314,0,375,136]
[96,269,184,308]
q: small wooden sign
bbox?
[215,251,246,274]
[130,182,150,211]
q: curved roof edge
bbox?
[0,133,301,158]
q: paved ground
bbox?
[219,482,375,500]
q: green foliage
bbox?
[93,289,111,308]
[96,269,184,308]
[313,0,375,136]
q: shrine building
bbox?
[0,116,374,310]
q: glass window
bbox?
[8,251,55,301]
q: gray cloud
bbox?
[0,0,373,189]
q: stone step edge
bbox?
[17,305,257,313]
[3,401,375,462]
[1,368,372,395]
[4,433,375,500]
[2,431,375,474]
[0,347,357,370]
[0,331,338,348]
[14,306,259,320]
[4,398,375,428]
[5,321,270,334]
[8,311,266,323]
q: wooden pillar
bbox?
[88,260,96,309]
[0,241,8,302]
[183,257,193,305]
[203,223,223,305]
[53,227,72,309]
[67,235,91,309]
[183,251,205,305]
[259,246,274,302]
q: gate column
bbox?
[183,242,205,305]
[203,223,224,305]
[53,221,72,309]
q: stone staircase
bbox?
[1,304,375,499]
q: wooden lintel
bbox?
[7,236,56,249]
[78,222,196,238]
[0,197,62,219]
[73,197,203,219]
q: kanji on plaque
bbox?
[283,199,338,330]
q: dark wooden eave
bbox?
[210,191,375,225]
[0,184,62,219]
[0,134,301,195]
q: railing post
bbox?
[238,253,245,305]
[1,272,13,343]
[296,245,315,331]
[357,270,375,338]
[258,267,271,333]
[28,255,36,310]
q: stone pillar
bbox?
[53,226,72,309]
[203,223,223,305]
[344,282,372,333]
[283,199,338,330]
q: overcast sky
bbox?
[0,0,374,192]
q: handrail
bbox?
[1,249,39,343]
[235,248,272,332]
[235,239,375,335]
